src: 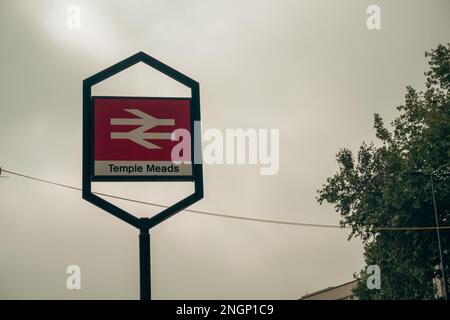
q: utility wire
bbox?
[1,168,450,231]
[1,169,344,229]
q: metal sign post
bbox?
[139,218,151,299]
[82,52,203,300]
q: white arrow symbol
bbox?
[110,109,175,149]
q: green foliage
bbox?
[317,44,450,299]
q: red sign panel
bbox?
[93,97,192,178]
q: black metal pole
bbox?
[139,219,151,300]
[430,175,448,300]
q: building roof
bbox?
[301,279,359,300]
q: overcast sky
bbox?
[1,0,449,299]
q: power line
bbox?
[1,169,344,229]
[1,168,450,231]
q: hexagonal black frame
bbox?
[82,51,204,230]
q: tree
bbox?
[317,44,450,299]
